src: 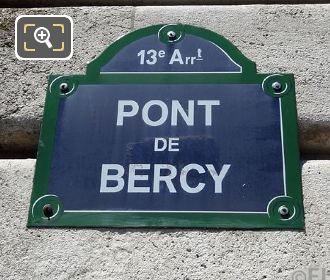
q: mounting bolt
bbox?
[278,205,290,218]
[59,82,69,93]
[43,204,53,219]
[167,31,177,41]
[272,81,282,93]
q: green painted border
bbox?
[27,24,304,229]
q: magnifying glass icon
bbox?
[34,27,53,49]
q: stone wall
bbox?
[0,4,329,280]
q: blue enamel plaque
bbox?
[28,24,304,228]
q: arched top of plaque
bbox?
[86,24,257,75]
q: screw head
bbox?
[272,81,282,93]
[278,205,290,218]
[167,31,177,41]
[43,204,54,219]
[59,82,69,93]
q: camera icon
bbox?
[15,15,73,60]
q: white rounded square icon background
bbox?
[15,15,73,60]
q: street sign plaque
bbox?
[28,24,304,228]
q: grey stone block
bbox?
[1,5,330,156]
[0,7,134,156]
[0,159,329,279]
[1,0,330,8]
